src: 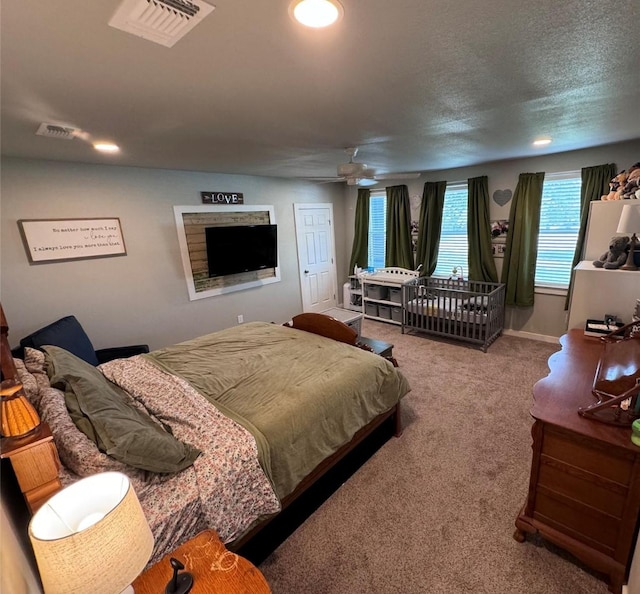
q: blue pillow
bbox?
[20,316,99,366]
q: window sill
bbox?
[534,285,568,297]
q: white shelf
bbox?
[360,267,416,326]
[364,314,401,325]
[568,260,640,329]
[364,297,401,306]
[345,275,363,311]
[574,260,639,274]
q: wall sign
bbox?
[18,218,126,264]
[201,192,244,205]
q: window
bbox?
[535,173,581,288]
[367,191,386,269]
[433,183,469,277]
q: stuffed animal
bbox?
[621,163,640,199]
[593,235,630,269]
[602,171,628,201]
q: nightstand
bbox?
[358,336,394,359]
[133,530,271,594]
[0,422,62,513]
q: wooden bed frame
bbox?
[0,305,403,563]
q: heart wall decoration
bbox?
[493,189,512,206]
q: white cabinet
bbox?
[360,268,419,325]
[567,201,640,330]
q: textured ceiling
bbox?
[2,0,639,181]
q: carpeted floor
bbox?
[259,321,611,593]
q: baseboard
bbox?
[502,329,560,344]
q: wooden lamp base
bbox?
[621,233,638,271]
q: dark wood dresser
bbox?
[514,330,640,593]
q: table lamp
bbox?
[0,379,41,437]
[29,472,154,594]
[1,303,41,438]
[618,203,640,271]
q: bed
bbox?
[402,277,505,351]
[1,309,410,565]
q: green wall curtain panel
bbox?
[415,181,446,276]
[501,172,545,307]
[564,162,617,310]
[349,188,371,273]
[467,176,498,282]
[385,185,414,269]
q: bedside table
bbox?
[0,422,62,513]
[358,336,393,359]
[133,530,271,594]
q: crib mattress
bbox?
[405,297,490,325]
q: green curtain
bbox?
[385,185,414,269]
[415,181,446,276]
[467,176,498,282]
[501,172,545,307]
[348,188,370,273]
[564,163,617,309]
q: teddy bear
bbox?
[602,170,628,200]
[620,162,640,199]
[593,235,630,269]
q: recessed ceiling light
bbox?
[533,137,552,146]
[93,142,120,153]
[290,0,343,28]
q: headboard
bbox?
[286,312,358,345]
[1,304,19,383]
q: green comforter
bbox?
[146,321,411,499]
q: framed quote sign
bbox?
[18,218,127,264]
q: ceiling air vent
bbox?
[109,0,215,48]
[35,123,80,140]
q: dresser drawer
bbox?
[538,458,627,517]
[534,488,619,554]
[542,427,634,485]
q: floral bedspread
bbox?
[99,356,281,549]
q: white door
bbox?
[294,204,338,313]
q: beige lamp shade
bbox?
[29,472,154,594]
[617,203,640,234]
[617,203,640,271]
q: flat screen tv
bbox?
[205,224,278,278]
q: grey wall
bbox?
[343,139,640,338]
[3,140,638,346]
[1,158,347,350]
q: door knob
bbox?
[304,270,309,274]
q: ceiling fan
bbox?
[316,147,421,187]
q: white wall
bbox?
[625,530,640,594]
[1,158,347,350]
[3,141,638,346]
[0,505,42,594]
[343,139,640,338]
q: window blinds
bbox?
[535,175,581,288]
[433,184,469,278]
[367,192,387,269]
